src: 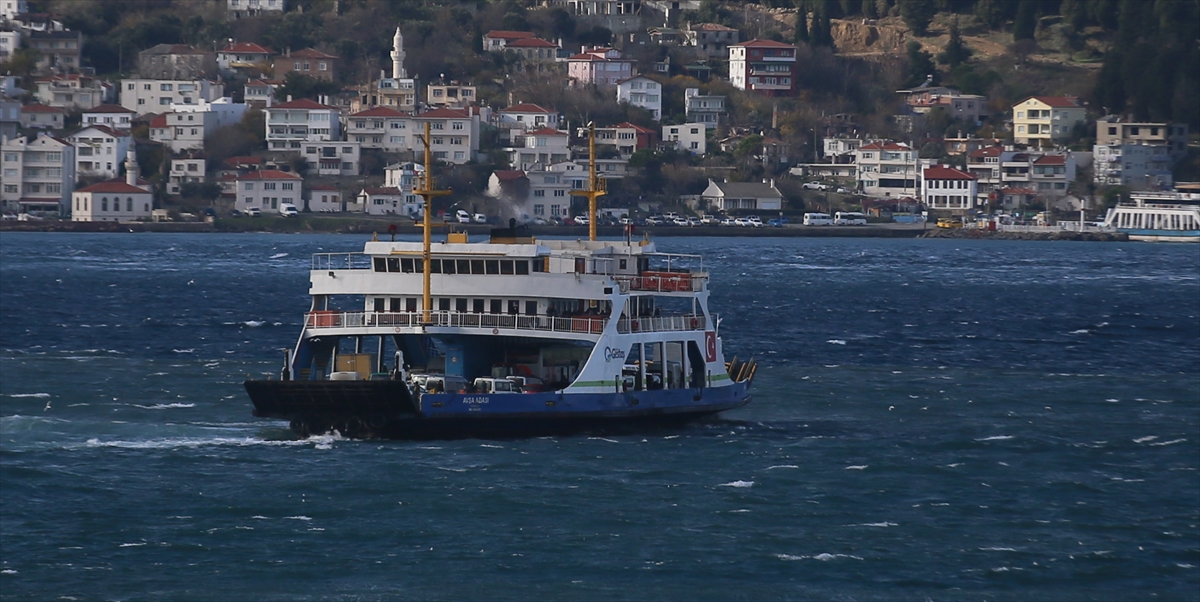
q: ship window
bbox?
[525,301,538,315]
[473,299,485,313]
[619,259,627,270]
[430,259,442,273]
[457,259,470,274]
[406,298,417,312]
[532,258,545,272]
[470,259,484,274]
[401,258,414,272]
[485,260,500,275]
[500,260,514,275]
[373,298,385,312]
[387,258,400,272]
[442,260,456,274]
[439,298,450,311]
[456,298,468,312]
[515,261,529,275]
[490,299,502,313]
[508,300,520,314]
[374,257,386,272]
[390,298,402,312]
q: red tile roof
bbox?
[149,114,168,128]
[1033,154,1066,165]
[923,166,975,180]
[859,142,911,151]
[74,124,129,137]
[1027,96,1080,108]
[493,170,527,181]
[731,39,797,49]
[350,107,411,118]
[968,146,1003,159]
[614,122,655,133]
[221,42,273,54]
[84,104,136,114]
[238,169,302,181]
[270,98,337,110]
[485,31,535,40]
[283,48,338,59]
[76,181,150,194]
[502,103,555,114]
[20,103,64,114]
[418,107,470,119]
[507,38,558,48]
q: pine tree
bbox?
[810,1,835,48]
[898,0,936,36]
[1012,0,1036,41]
[905,40,937,87]
[794,1,810,44]
[938,20,970,68]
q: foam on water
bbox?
[719,480,754,488]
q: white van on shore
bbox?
[803,212,833,226]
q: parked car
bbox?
[473,213,488,223]
[245,207,261,217]
[644,215,664,226]
[279,203,299,217]
[802,182,830,190]
[672,217,691,227]
[687,216,702,227]
[836,187,852,194]
[229,209,243,217]
[700,214,720,225]
[574,215,591,226]
[745,215,764,227]
[937,217,963,229]
[768,217,789,227]
[455,209,472,223]
[618,216,634,225]
[719,217,737,227]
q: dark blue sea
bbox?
[1,232,1198,601]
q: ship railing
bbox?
[613,272,708,293]
[311,252,371,271]
[303,311,711,335]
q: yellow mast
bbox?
[570,123,606,241]
[413,121,451,325]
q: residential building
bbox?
[235,169,302,213]
[426,81,476,107]
[167,154,206,196]
[616,75,661,120]
[1096,115,1189,161]
[351,28,416,113]
[585,122,656,157]
[908,92,987,124]
[347,106,413,152]
[1012,96,1086,145]
[1093,142,1174,190]
[35,74,112,111]
[684,88,725,129]
[557,1,640,16]
[0,28,20,60]
[728,39,796,97]
[965,145,1003,203]
[822,137,863,163]
[699,178,783,212]
[0,95,16,140]
[497,102,561,143]
[855,141,923,197]
[381,161,423,214]
[68,124,131,179]
[1028,154,1075,197]
[228,0,285,18]
[920,165,977,210]
[487,168,576,222]
[506,127,571,169]
[567,47,635,88]
[81,104,136,131]
[483,30,534,51]
[216,42,273,76]
[549,158,629,181]
[138,44,216,80]
[264,98,341,151]
[354,187,419,217]
[1,0,28,21]
[662,123,706,155]
[244,79,280,109]
[19,103,64,129]
[1,132,75,214]
[306,184,342,213]
[71,154,153,222]
[150,111,211,152]
[273,48,338,82]
[27,29,80,74]
[414,107,480,164]
[300,141,360,177]
[120,78,225,115]
[684,22,739,58]
[505,37,562,73]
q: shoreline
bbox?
[0,219,1128,241]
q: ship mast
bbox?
[414,121,451,325]
[570,123,606,241]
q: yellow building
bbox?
[1012,96,1086,146]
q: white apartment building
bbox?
[854,141,927,197]
[662,123,706,155]
[119,79,225,115]
[235,169,302,213]
[920,165,978,210]
[264,98,341,151]
[414,107,479,165]
[34,74,112,111]
[353,187,423,217]
[228,0,285,18]
[149,112,211,152]
[347,106,413,152]
[496,103,560,143]
[1012,96,1086,146]
[301,140,360,177]
[216,42,273,74]
[244,79,279,109]
[822,137,863,163]
[549,158,629,182]
[168,155,206,196]
[0,29,21,60]
[487,168,576,221]
[19,103,65,129]
[81,104,136,131]
[616,75,661,120]
[1,133,75,214]
[506,128,570,169]
[306,184,342,213]
[684,88,725,129]
[1,0,28,21]
[1093,142,1174,190]
[67,124,131,179]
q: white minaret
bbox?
[124,146,139,187]
[391,26,407,80]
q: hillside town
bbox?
[1,0,1196,227]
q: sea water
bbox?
[1,233,1197,601]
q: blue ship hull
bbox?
[245,379,752,439]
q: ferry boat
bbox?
[1102,191,1200,242]
[244,126,754,438]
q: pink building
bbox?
[567,48,635,88]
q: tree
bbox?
[1012,0,1037,41]
[810,1,835,49]
[904,40,937,87]
[793,3,809,44]
[938,20,970,68]
[898,0,936,36]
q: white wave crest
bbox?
[979,547,1019,552]
[845,465,868,470]
[977,435,1014,441]
[719,480,754,488]
[79,436,326,450]
[118,542,148,548]
[284,516,312,521]
[132,403,195,410]
[1149,438,1187,447]
[8,393,50,398]
[766,465,799,470]
[172,349,195,354]
[1133,435,1158,443]
[269,253,289,259]
[0,569,17,575]
[777,553,863,561]
[1069,329,1090,334]
[244,321,265,327]
[826,339,846,345]
[856,522,898,527]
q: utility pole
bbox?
[414,122,451,325]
